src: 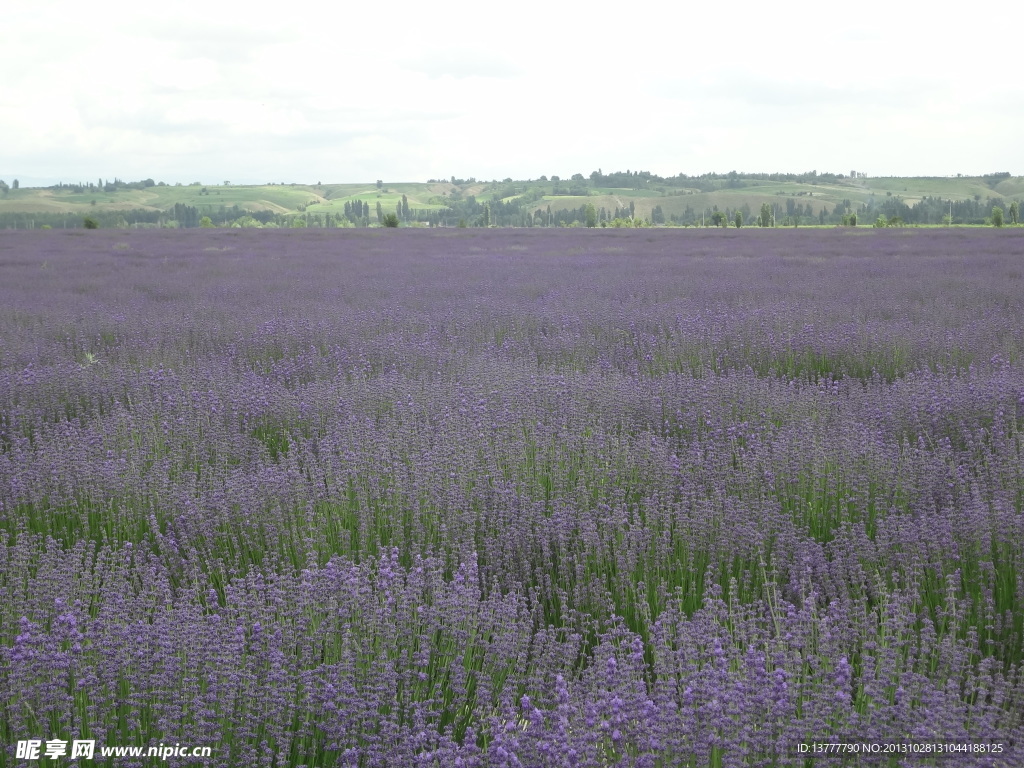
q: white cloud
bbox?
[2,0,1021,184]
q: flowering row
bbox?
[1,228,1023,766]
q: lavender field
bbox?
[2,228,1023,767]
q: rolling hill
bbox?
[0,172,1019,228]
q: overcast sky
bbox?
[4,1,1021,186]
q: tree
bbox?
[1009,201,1019,225]
[199,216,214,228]
[12,179,18,189]
[83,217,99,229]
[710,211,727,227]
[376,180,383,190]
[992,207,1004,227]
[382,213,399,228]
[584,203,597,228]
[376,201,384,222]
[734,211,743,228]
[758,203,772,227]
[401,194,410,220]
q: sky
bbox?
[3,1,1021,186]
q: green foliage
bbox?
[873,215,903,228]
[758,203,772,227]
[5,174,1023,230]
[1009,200,1020,225]
[992,207,1004,227]
[382,213,400,228]
[734,211,743,228]
[199,216,214,228]
[83,217,99,229]
[584,203,597,228]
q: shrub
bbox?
[83,217,99,229]
[382,213,400,228]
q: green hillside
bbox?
[1,171,1020,228]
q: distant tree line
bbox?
[4,193,1017,230]
[44,178,159,194]
[584,168,847,192]
[865,194,1014,225]
[3,171,1020,229]
[0,205,259,230]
